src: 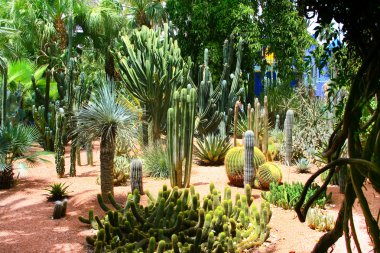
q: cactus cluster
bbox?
[224,146,266,187]
[261,182,332,210]
[306,207,335,232]
[79,183,271,252]
[167,87,196,188]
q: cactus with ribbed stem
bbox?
[55,106,65,177]
[225,146,266,187]
[275,114,280,130]
[52,199,68,219]
[257,162,282,189]
[262,96,268,156]
[130,159,143,195]
[233,101,241,147]
[284,109,294,166]
[254,98,260,148]
[79,183,271,252]
[244,130,255,187]
[87,141,94,166]
[167,87,196,188]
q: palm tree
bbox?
[0,124,39,189]
[74,80,136,200]
[126,0,167,29]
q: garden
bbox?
[0,0,379,253]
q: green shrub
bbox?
[79,183,272,252]
[142,144,169,178]
[45,182,70,201]
[194,134,232,165]
[261,182,332,210]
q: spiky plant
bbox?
[142,144,169,178]
[74,81,137,200]
[0,124,39,189]
[296,158,311,173]
[194,134,232,165]
[45,182,70,201]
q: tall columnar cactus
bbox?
[275,114,280,130]
[167,87,197,188]
[262,96,269,155]
[285,109,294,166]
[233,100,241,147]
[244,130,255,187]
[254,98,260,148]
[87,141,94,166]
[55,106,65,177]
[130,159,143,195]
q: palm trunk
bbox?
[100,130,116,201]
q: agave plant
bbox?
[0,124,40,189]
[142,143,169,178]
[45,182,70,201]
[194,134,232,165]
[296,157,311,173]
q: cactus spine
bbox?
[167,87,196,188]
[130,159,143,195]
[262,96,268,156]
[284,110,294,166]
[244,130,255,187]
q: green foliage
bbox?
[46,182,70,201]
[194,134,232,165]
[296,158,311,173]
[262,182,332,210]
[306,207,335,232]
[257,162,282,189]
[224,146,266,187]
[79,184,272,252]
[142,144,169,179]
[117,24,190,142]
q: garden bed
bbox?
[0,144,377,253]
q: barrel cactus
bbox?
[225,146,266,187]
[257,162,282,189]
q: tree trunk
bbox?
[105,49,115,80]
[142,104,149,146]
[100,131,116,201]
[0,164,14,189]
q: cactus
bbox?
[244,130,255,187]
[275,114,280,130]
[130,159,143,195]
[225,146,266,187]
[55,107,65,177]
[284,109,294,166]
[254,98,260,148]
[167,87,196,188]
[306,208,335,232]
[52,199,68,219]
[233,101,241,147]
[257,162,282,189]
[79,183,271,252]
[1,57,7,128]
[262,96,268,156]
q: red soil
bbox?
[0,143,378,253]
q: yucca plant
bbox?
[142,144,169,178]
[74,80,137,200]
[45,182,70,201]
[194,134,232,165]
[0,124,40,189]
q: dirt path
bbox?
[0,146,378,253]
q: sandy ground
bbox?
[0,143,379,253]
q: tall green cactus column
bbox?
[284,109,294,166]
[262,96,269,156]
[254,98,260,148]
[55,106,66,177]
[244,130,255,187]
[167,87,197,188]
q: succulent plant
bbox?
[45,182,70,201]
[52,199,68,219]
[306,207,335,232]
[225,146,266,187]
[79,183,272,252]
[194,134,232,165]
[130,159,143,195]
[142,144,169,178]
[257,162,282,189]
[296,158,311,173]
[113,156,130,186]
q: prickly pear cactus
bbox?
[130,159,143,195]
[79,184,272,252]
[257,162,282,189]
[225,146,266,187]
